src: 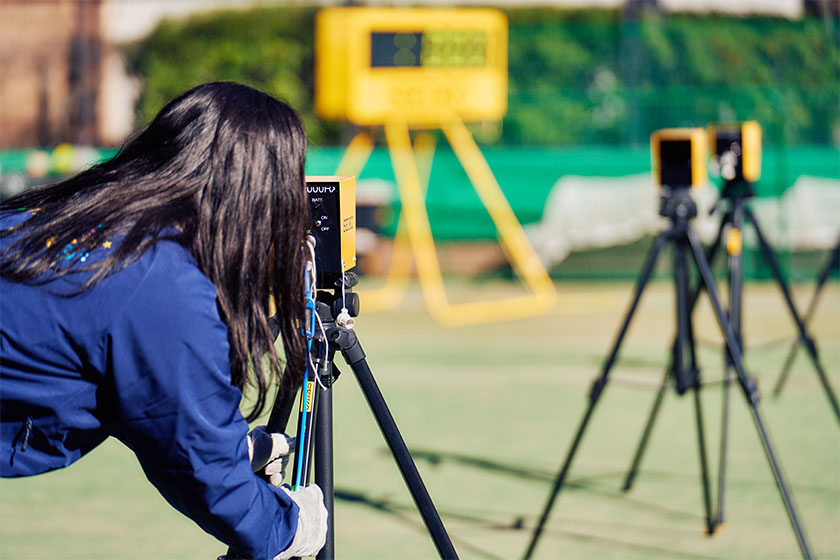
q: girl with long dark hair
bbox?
[0,82,326,559]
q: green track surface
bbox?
[2,280,838,559]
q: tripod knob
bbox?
[334,291,360,318]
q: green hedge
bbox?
[126,7,338,145]
[128,7,840,147]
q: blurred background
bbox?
[0,1,838,559]
[1,0,838,281]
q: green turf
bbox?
[1,280,838,559]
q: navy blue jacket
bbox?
[0,211,297,559]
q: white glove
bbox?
[247,426,295,486]
[273,485,329,560]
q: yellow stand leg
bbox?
[441,119,557,301]
[335,131,375,177]
[385,119,556,326]
[364,132,436,308]
[335,121,557,325]
[338,131,436,313]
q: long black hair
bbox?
[0,81,308,421]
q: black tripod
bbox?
[705,181,840,425]
[522,188,813,560]
[224,275,458,559]
[773,237,840,400]
[622,180,840,537]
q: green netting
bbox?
[502,14,839,147]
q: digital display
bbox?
[370,31,487,68]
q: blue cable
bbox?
[293,265,317,490]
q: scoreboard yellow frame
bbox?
[316,7,508,126]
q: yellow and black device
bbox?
[315,7,508,126]
[708,121,761,184]
[650,128,708,189]
[306,176,356,280]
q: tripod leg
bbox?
[692,374,715,535]
[716,361,733,531]
[687,326,715,536]
[727,203,745,363]
[674,235,695,396]
[624,209,726,526]
[774,240,840,396]
[628,213,727,494]
[686,227,814,560]
[315,378,335,559]
[624,226,714,493]
[523,231,670,559]
[622,370,668,492]
[717,201,746,530]
[775,343,801,398]
[678,237,715,535]
[745,208,840,424]
[684,208,730,319]
[332,329,458,559]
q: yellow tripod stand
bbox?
[336,117,556,326]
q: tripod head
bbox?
[315,271,360,326]
[659,187,698,224]
[719,177,755,201]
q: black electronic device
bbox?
[650,128,708,189]
[708,121,761,184]
[305,176,356,283]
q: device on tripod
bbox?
[705,121,827,387]
[618,121,840,536]
[222,176,458,560]
[702,121,840,529]
[702,121,839,424]
[522,128,813,559]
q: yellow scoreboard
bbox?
[315,7,508,126]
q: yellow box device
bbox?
[306,176,356,278]
[315,7,508,126]
[651,128,708,189]
[708,121,761,183]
